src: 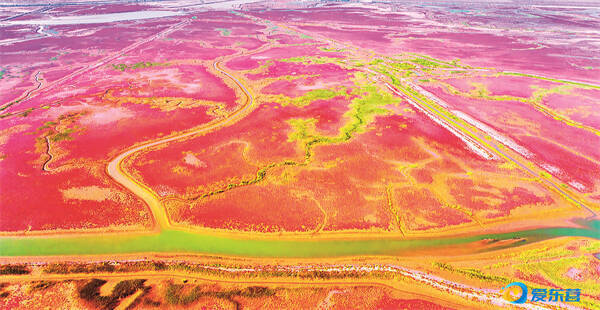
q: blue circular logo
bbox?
[502,282,528,304]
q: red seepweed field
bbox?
[1,1,599,309]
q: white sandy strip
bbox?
[451,110,534,158]
[403,81,451,109]
[568,181,586,192]
[5,11,183,25]
[291,264,578,310]
[385,83,497,160]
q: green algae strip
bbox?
[1,221,598,257]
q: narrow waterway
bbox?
[1,220,597,257]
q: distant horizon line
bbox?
[2,0,600,8]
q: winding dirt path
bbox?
[106,58,255,231]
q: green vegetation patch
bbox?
[79,278,148,309]
[0,264,30,275]
[189,74,396,201]
[390,62,416,70]
[372,65,401,86]
[410,57,452,68]
[28,281,57,293]
[78,278,106,301]
[288,72,398,161]
[277,88,348,107]
[320,47,345,53]
[165,283,202,305]
[278,56,343,65]
[49,128,74,142]
[433,262,510,283]
[165,282,275,307]
[112,61,169,72]
[287,118,319,142]
[515,256,600,294]
[38,121,57,130]
[369,59,383,65]
[215,28,231,36]
[20,108,34,117]
[45,261,117,274]
[113,279,147,299]
[530,85,573,102]
[278,56,305,63]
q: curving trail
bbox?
[106,59,255,231]
[1,15,598,265]
[2,11,599,310]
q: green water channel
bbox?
[0,220,598,258]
